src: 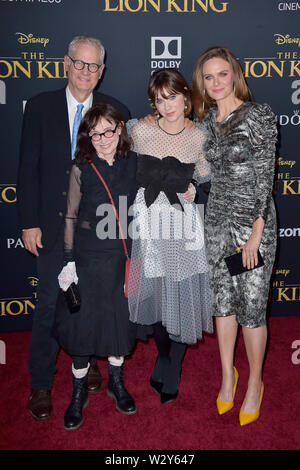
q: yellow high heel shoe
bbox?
[239,382,264,426]
[216,367,239,415]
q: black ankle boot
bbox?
[150,356,170,395]
[160,342,186,405]
[150,377,163,395]
[160,364,182,405]
[160,390,179,405]
[106,364,136,415]
[64,374,89,430]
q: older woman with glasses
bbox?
[55,103,139,430]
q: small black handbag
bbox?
[63,282,81,313]
[224,249,264,276]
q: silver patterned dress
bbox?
[202,102,278,328]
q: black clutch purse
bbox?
[224,250,264,276]
[63,282,81,313]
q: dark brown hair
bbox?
[75,102,132,163]
[192,46,251,120]
[148,68,192,117]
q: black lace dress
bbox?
[55,151,140,357]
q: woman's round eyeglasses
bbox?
[89,123,119,141]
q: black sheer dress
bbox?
[55,151,139,357]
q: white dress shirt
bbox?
[65,86,93,141]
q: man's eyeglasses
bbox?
[89,123,119,141]
[68,55,101,73]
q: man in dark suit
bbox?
[17,36,130,421]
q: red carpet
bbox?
[0,316,299,451]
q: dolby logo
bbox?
[151,37,182,70]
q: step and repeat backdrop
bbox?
[0,0,299,331]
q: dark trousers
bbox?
[28,230,64,389]
[28,229,97,389]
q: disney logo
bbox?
[16,32,50,48]
[274,34,300,47]
[274,269,290,277]
[276,157,296,168]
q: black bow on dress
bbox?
[137,154,195,211]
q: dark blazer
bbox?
[17,87,130,254]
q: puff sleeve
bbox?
[247,103,278,222]
[126,118,140,152]
[193,123,211,185]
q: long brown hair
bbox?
[192,46,251,120]
[148,68,192,117]
[75,103,132,163]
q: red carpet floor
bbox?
[0,316,299,451]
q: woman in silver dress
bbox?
[192,46,277,425]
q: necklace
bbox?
[157,120,185,136]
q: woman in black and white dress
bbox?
[127,69,213,405]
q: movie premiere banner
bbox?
[0,0,299,332]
